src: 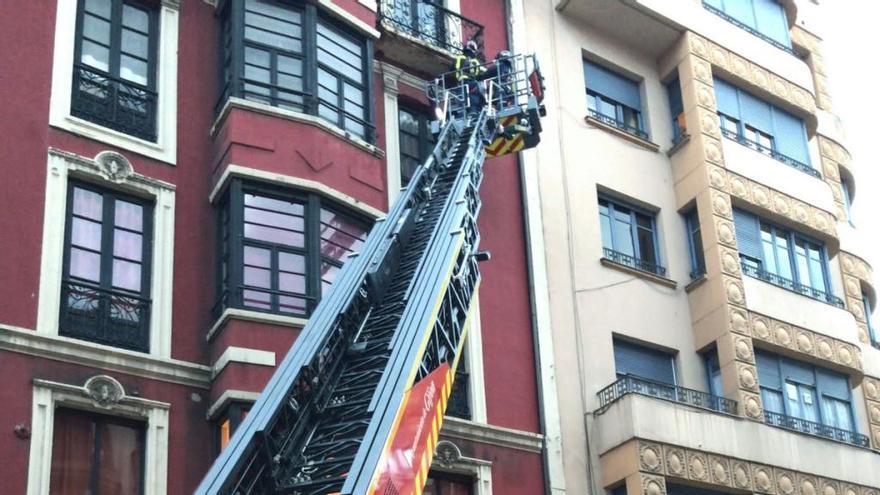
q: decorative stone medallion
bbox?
[434,440,461,467]
[94,150,134,183]
[85,375,125,408]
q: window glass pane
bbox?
[122,4,149,31]
[761,388,784,414]
[279,251,305,273]
[244,194,305,247]
[599,205,612,250]
[70,248,102,282]
[96,421,144,495]
[244,63,271,85]
[244,0,303,52]
[113,230,142,261]
[112,259,142,291]
[115,200,143,231]
[122,29,149,59]
[243,266,271,288]
[807,246,825,290]
[244,246,271,268]
[316,22,362,81]
[794,240,810,286]
[81,40,110,72]
[83,14,111,45]
[637,226,655,264]
[321,262,340,294]
[279,272,306,293]
[120,55,148,85]
[74,187,104,220]
[622,106,640,130]
[760,225,776,273]
[279,295,307,314]
[245,47,270,68]
[50,409,95,494]
[320,208,367,261]
[774,233,792,279]
[85,0,112,17]
[242,289,271,309]
[72,217,103,251]
[612,208,634,256]
[597,97,616,119]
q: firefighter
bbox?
[453,39,486,115]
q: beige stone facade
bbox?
[518,0,880,494]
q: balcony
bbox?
[376,0,484,74]
[59,280,151,352]
[597,375,737,415]
[587,109,649,142]
[764,410,870,448]
[720,128,819,179]
[602,247,667,278]
[71,64,157,142]
[741,262,845,308]
[701,2,799,57]
[591,393,880,487]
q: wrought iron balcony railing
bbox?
[740,262,845,308]
[603,247,667,277]
[60,280,151,352]
[764,410,870,448]
[71,64,157,142]
[588,109,649,141]
[702,2,799,57]
[720,128,820,179]
[596,375,738,415]
[446,370,471,420]
[377,0,484,56]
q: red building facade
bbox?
[0,0,547,493]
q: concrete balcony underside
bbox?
[592,393,880,488]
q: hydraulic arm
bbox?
[196,53,544,495]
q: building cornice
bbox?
[0,324,211,389]
[440,417,544,454]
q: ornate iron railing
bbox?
[603,247,667,277]
[71,64,157,142]
[59,280,151,352]
[596,375,738,415]
[720,128,820,179]
[588,109,649,141]
[740,262,845,308]
[377,0,485,56]
[702,2,799,57]
[764,410,870,448]
[446,371,471,420]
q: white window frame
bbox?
[26,375,170,495]
[462,293,488,423]
[36,149,176,358]
[48,0,179,165]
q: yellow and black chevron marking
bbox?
[412,367,454,495]
[485,115,526,158]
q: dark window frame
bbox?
[586,90,646,139]
[61,180,154,352]
[684,207,706,279]
[863,291,878,348]
[397,101,434,187]
[598,195,664,275]
[426,471,475,495]
[216,401,252,453]
[215,179,371,320]
[51,407,147,494]
[72,0,160,141]
[756,350,858,434]
[218,0,375,142]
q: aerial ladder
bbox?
[195,52,546,495]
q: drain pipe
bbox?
[505,1,567,494]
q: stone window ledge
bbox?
[584,115,660,152]
[600,257,678,289]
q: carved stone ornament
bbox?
[94,150,134,183]
[85,375,126,408]
[434,440,462,467]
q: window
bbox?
[863,291,878,348]
[217,402,251,452]
[704,349,723,397]
[599,196,663,275]
[217,180,370,319]
[703,0,792,51]
[73,0,158,141]
[733,209,840,306]
[583,59,646,139]
[684,208,705,279]
[667,76,686,144]
[50,408,145,494]
[425,472,474,495]
[61,182,153,352]
[446,344,471,420]
[714,78,815,176]
[841,177,855,226]
[756,351,860,440]
[219,0,374,140]
[613,339,676,385]
[398,104,435,187]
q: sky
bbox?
[819,3,879,311]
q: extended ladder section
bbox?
[196,54,544,495]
